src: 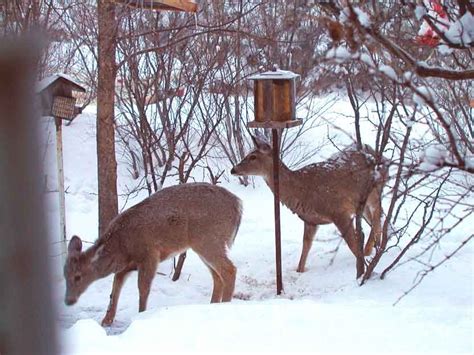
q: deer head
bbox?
[63,236,96,305]
[231,134,273,177]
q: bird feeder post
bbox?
[248,69,301,295]
[37,74,86,259]
[272,128,283,294]
[54,116,66,252]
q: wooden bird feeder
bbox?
[112,0,197,12]
[37,74,86,260]
[248,69,301,129]
[37,74,86,121]
[247,69,301,295]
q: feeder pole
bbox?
[247,69,300,295]
[272,128,283,295]
[54,116,67,258]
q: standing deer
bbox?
[231,135,387,278]
[64,183,242,326]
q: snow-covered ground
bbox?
[42,103,473,354]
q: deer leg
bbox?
[101,267,134,326]
[195,245,236,303]
[334,216,365,278]
[219,257,237,302]
[297,222,318,273]
[209,268,225,303]
[364,192,383,256]
[137,257,159,312]
[199,256,224,303]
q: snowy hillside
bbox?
[41,104,473,354]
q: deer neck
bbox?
[263,162,306,215]
[85,238,127,279]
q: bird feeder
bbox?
[247,69,301,295]
[248,70,301,129]
[37,74,86,121]
[112,0,197,12]
[37,74,86,259]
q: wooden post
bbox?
[272,128,283,295]
[0,37,58,355]
[55,117,67,258]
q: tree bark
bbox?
[97,0,118,236]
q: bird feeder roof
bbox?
[37,73,86,94]
[248,70,300,80]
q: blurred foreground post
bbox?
[0,39,58,355]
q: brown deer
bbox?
[231,135,388,278]
[64,183,242,326]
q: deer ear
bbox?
[68,236,83,257]
[251,132,272,153]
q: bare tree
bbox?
[315,0,473,295]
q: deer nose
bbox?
[230,167,237,175]
[65,296,77,306]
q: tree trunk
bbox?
[97,0,118,236]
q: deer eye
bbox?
[74,275,82,282]
[249,155,257,161]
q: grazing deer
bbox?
[231,135,387,277]
[64,183,242,326]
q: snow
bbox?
[248,69,299,80]
[445,12,474,46]
[415,5,427,20]
[413,85,435,106]
[378,64,398,81]
[326,46,352,63]
[419,143,449,172]
[353,7,371,28]
[437,43,454,55]
[359,53,373,66]
[41,102,473,354]
[423,144,448,165]
[403,71,414,83]
[63,301,472,354]
[37,73,86,93]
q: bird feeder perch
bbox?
[247,69,301,295]
[37,74,86,260]
[112,0,197,12]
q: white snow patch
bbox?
[420,144,448,171]
[62,301,472,354]
[354,7,371,27]
[326,46,352,63]
[360,53,374,66]
[413,85,435,106]
[403,71,414,83]
[445,12,474,46]
[415,5,427,20]
[378,64,398,81]
[437,43,454,55]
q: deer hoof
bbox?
[101,316,114,327]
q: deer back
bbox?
[232,139,385,224]
[101,183,242,260]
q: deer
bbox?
[64,182,242,326]
[231,135,388,278]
